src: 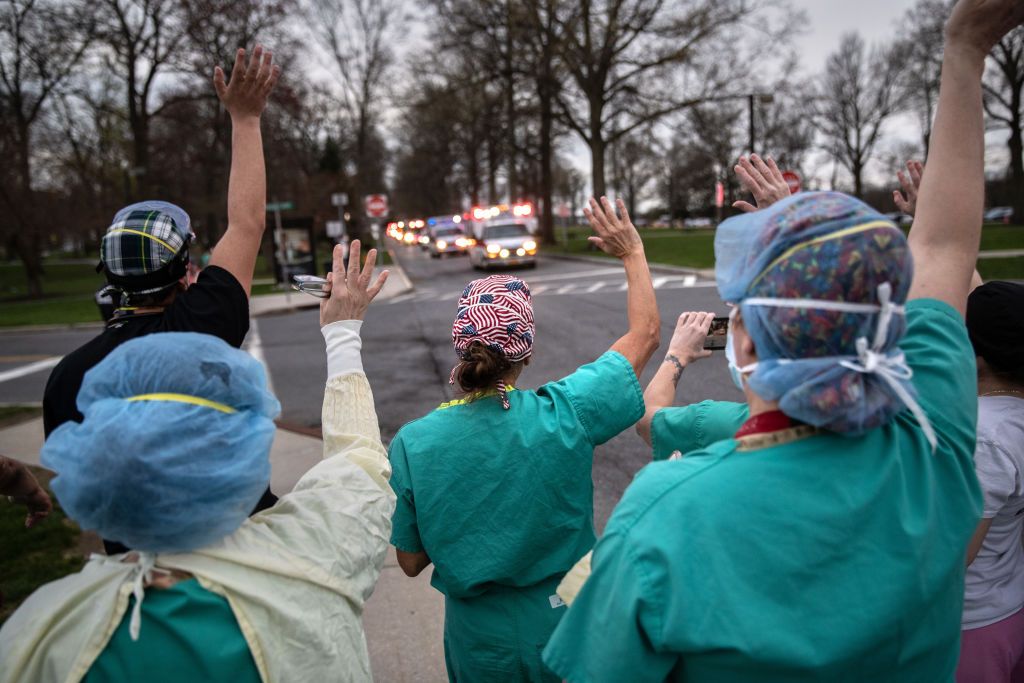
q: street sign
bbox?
[782,171,801,194]
[365,194,388,218]
[370,222,381,240]
[326,220,344,238]
[266,201,294,212]
[331,193,348,207]
[715,181,725,208]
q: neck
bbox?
[979,378,1024,396]
[745,388,781,417]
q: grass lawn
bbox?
[0,464,88,626]
[559,223,1024,277]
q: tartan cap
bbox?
[99,201,194,294]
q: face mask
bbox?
[725,307,758,391]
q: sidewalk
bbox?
[1,416,446,682]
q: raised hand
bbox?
[320,240,389,326]
[214,45,281,121]
[893,160,924,217]
[945,0,1024,62]
[584,196,643,259]
[732,154,791,213]
[667,312,715,366]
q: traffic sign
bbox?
[326,220,344,238]
[365,194,388,218]
[267,201,294,212]
[782,171,801,194]
[331,193,348,207]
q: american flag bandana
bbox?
[100,201,194,295]
[450,275,535,409]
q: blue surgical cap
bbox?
[715,191,924,438]
[42,332,280,553]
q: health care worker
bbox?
[0,243,394,683]
[388,197,660,682]
[541,2,1014,673]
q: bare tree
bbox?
[0,0,91,296]
[307,0,400,240]
[814,32,905,198]
[552,0,782,198]
[95,0,187,199]
[898,0,949,156]
[983,27,1024,221]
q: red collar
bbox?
[735,410,797,439]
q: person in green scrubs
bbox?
[389,197,660,682]
[543,4,1016,679]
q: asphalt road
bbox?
[258,245,742,530]
[0,246,741,530]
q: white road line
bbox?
[618,282,629,291]
[652,277,669,289]
[555,284,577,295]
[521,267,621,284]
[244,319,275,396]
[531,285,550,296]
[683,275,697,286]
[585,282,606,293]
[0,356,62,384]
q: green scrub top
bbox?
[543,299,983,683]
[651,400,749,461]
[388,350,644,599]
[85,578,259,683]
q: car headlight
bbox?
[486,243,501,254]
[437,240,447,249]
[419,235,429,244]
[516,248,526,256]
[523,240,537,251]
[499,248,510,258]
[455,238,468,248]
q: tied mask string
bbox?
[838,283,938,452]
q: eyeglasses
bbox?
[291,274,330,299]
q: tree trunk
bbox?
[13,231,44,298]
[590,136,607,199]
[1009,108,1024,224]
[852,157,864,199]
[538,87,555,245]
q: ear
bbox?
[523,356,532,367]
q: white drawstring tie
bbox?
[91,551,169,641]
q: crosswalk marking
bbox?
[383,274,715,305]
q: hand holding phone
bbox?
[667,312,717,365]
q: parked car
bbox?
[984,207,1015,224]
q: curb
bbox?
[386,248,415,292]
[545,252,716,279]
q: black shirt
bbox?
[43,266,250,436]
[42,266,276,552]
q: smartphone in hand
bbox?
[703,316,729,350]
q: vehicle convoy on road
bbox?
[426,216,471,258]
[468,220,537,270]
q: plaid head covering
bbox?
[99,201,194,295]
[450,275,535,409]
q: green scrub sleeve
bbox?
[541,350,645,446]
[387,434,424,553]
[899,299,977,455]
[542,530,675,682]
[650,400,749,460]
